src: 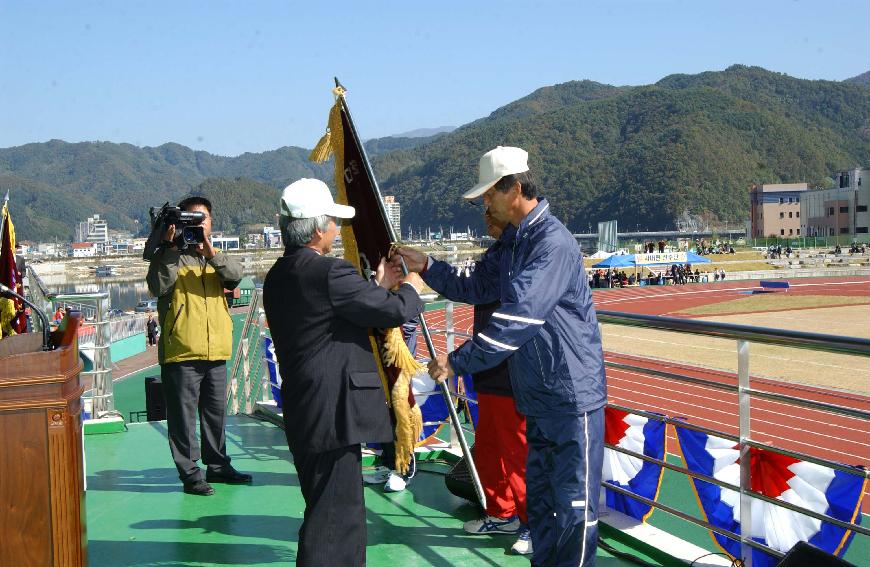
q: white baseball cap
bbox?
[462,146,529,200]
[279,178,355,219]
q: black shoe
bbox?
[183,479,215,496]
[206,468,253,484]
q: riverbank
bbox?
[29,242,489,286]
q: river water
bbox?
[44,252,467,311]
[47,269,270,311]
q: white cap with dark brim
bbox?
[462,146,529,200]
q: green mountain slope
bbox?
[186,177,283,236]
[373,65,870,233]
[0,172,104,242]
[845,70,870,88]
[0,141,329,240]
[2,65,869,241]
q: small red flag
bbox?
[1,193,27,336]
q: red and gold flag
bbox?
[310,85,423,474]
[0,192,27,337]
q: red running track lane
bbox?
[416,277,870,509]
[420,304,870,465]
[591,276,870,317]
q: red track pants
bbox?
[475,393,528,523]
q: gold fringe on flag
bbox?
[382,327,424,474]
[0,299,16,337]
[308,87,346,164]
[0,202,20,338]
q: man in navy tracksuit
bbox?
[395,146,607,567]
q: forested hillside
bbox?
[2,65,868,240]
[372,65,870,233]
[846,71,870,88]
[187,177,283,236]
[0,141,328,240]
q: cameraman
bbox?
[146,196,252,496]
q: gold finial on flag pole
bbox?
[333,77,346,99]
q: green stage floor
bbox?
[85,416,658,567]
[97,312,869,566]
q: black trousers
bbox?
[161,360,232,483]
[290,444,366,566]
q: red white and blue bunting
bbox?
[674,423,866,566]
[603,407,667,521]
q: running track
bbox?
[416,276,870,510]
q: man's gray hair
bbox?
[280,215,332,247]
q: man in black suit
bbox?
[263,178,423,566]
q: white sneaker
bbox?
[384,471,407,493]
[463,515,521,535]
[511,525,533,555]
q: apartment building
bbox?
[749,183,807,238]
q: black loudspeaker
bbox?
[776,541,855,567]
[145,376,167,421]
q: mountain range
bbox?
[1,65,868,242]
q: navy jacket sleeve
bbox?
[328,260,422,329]
[422,245,501,305]
[448,233,573,375]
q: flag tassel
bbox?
[383,327,424,475]
[308,129,333,163]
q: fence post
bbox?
[445,301,459,449]
[737,339,753,567]
[93,293,115,415]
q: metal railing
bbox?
[24,266,53,331]
[75,313,148,347]
[227,289,269,415]
[233,295,868,564]
[596,309,870,565]
[47,291,115,416]
[233,294,483,454]
[26,266,148,419]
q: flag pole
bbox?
[335,78,487,510]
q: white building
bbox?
[35,242,66,258]
[131,238,147,254]
[211,235,240,251]
[110,241,134,255]
[70,242,96,258]
[801,167,870,237]
[263,226,281,248]
[383,196,401,235]
[77,214,109,244]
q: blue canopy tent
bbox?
[591,254,635,269]
[685,252,712,264]
[592,252,712,285]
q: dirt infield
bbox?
[674,294,870,316]
[602,308,870,395]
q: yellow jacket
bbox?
[146,247,242,364]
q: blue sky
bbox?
[1,0,867,156]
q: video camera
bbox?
[142,203,206,260]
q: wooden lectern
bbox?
[0,314,87,566]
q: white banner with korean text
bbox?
[634,252,687,265]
